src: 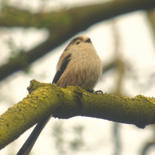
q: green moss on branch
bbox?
[0,80,155,149]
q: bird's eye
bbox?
[85,38,91,43]
[76,41,80,45]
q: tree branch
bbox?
[146,10,155,41]
[0,80,155,149]
[0,0,155,81]
[0,0,154,28]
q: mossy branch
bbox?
[0,80,155,149]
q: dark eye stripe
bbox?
[85,38,91,43]
[71,37,83,44]
[64,37,82,51]
[64,37,91,51]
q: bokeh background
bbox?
[0,0,155,155]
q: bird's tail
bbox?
[17,117,50,155]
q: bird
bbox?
[17,35,102,155]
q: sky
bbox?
[0,1,155,155]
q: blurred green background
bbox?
[0,0,155,155]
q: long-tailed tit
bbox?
[17,36,102,155]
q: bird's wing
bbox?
[52,53,71,84]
